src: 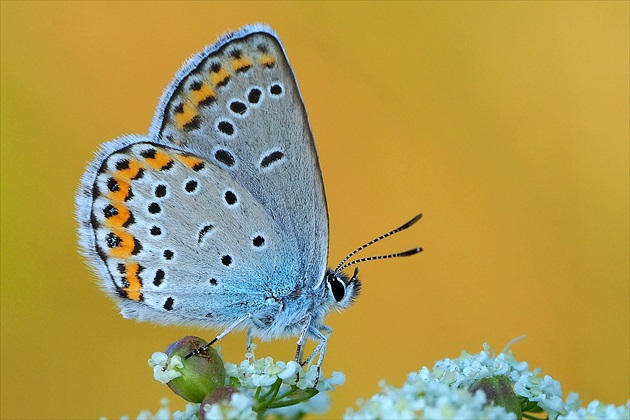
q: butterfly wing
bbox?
[77,137,302,328]
[150,24,329,288]
[77,25,329,331]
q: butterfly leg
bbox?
[302,325,332,366]
[246,327,254,357]
[186,313,252,358]
[294,313,313,364]
[302,325,332,386]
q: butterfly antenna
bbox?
[338,247,422,272]
[334,213,423,273]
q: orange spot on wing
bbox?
[189,83,216,106]
[108,177,131,202]
[177,154,205,170]
[105,202,131,228]
[116,159,143,179]
[108,230,136,259]
[231,56,252,72]
[209,67,231,87]
[259,54,275,67]
[142,149,173,170]
[123,263,143,302]
[174,103,199,130]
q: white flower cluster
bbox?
[145,346,345,420]
[345,342,630,419]
[206,353,345,419]
[560,399,630,420]
[344,376,516,419]
[138,342,628,419]
[148,352,183,384]
[224,354,345,391]
[200,392,256,420]
[134,397,196,420]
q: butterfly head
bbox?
[324,267,361,310]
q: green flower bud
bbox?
[469,375,522,418]
[164,336,226,403]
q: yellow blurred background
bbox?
[2,2,628,419]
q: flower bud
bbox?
[164,336,226,403]
[469,375,522,418]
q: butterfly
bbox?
[76,24,422,376]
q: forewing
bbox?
[150,25,329,286]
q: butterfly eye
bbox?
[329,276,346,302]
